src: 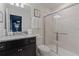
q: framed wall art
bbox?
[34,9,40,18]
[10,14,22,32]
[0,11,3,23]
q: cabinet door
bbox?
[0,51,6,56]
[5,48,18,56]
[18,44,36,56]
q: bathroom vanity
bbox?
[0,35,36,56]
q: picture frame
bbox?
[10,14,22,32]
[5,8,22,36]
[0,11,3,23]
[34,9,40,18]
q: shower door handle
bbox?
[54,32,68,35]
[54,32,68,41]
[54,32,68,55]
[56,32,58,41]
[57,33,68,35]
[55,32,59,55]
[55,32,68,41]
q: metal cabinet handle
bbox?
[18,48,23,52]
[0,46,5,48]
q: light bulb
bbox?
[54,15,61,19]
[16,3,19,7]
[10,3,14,5]
[20,4,24,8]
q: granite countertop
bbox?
[0,34,36,42]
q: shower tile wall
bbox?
[31,6,50,45]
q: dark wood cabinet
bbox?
[18,44,36,56]
[0,37,36,56]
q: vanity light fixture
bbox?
[20,3,24,8]
[53,14,61,19]
[10,3,25,8]
[15,3,20,7]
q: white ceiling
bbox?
[28,3,64,10]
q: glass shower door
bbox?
[44,14,58,54]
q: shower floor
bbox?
[47,44,57,53]
[46,44,77,56]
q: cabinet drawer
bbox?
[17,44,36,56]
[29,37,36,43]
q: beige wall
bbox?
[44,14,57,45]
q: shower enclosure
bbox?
[43,4,79,56]
[44,12,59,55]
